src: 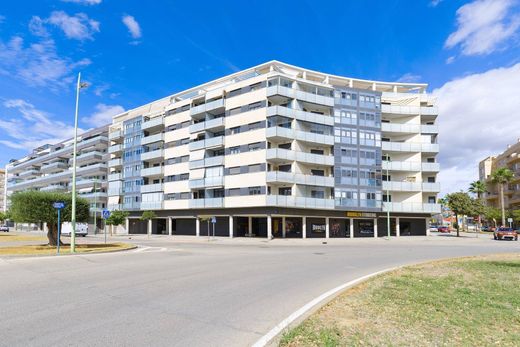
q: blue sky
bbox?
[1,0,520,193]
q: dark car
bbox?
[481,225,490,232]
[494,227,518,241]
[438,226,449,233]
[0,225,9,232]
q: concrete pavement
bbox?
[0,235,518,347]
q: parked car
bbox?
[0,225,9,232]
[429,225,439,232]
[437,226,449,233]
[481,225,490,232]
[60,222,88,237]
[494,227,518,241]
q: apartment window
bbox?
[230,127,241,134]
[229,146,240,154]
[250,82,261,91]
[228,188,240,196]
[213,189,225,198]
[278,164,291,172]
[279,143,291,150]
[311,169,325,176]
[279,187,292,196]
[248,102,262,111]
[249,122,262,130]
[249,164,262,173]
[248,142,262,151]
[180,192,190,199]
[427,177,436,183]
[311,190,325,199]
[383,194,392,202]
[310,149,324,155]
[428,196,436,204]
[180,138,190,145]
[382,174,391,181]
[228,89,241,98]
[228,167,241,175]
[427,158,435,163]
[249,186,262,195]
[229,107,241,116]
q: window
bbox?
[311,169,325,176]
[229,146,240,154]
[230,126,241,134]
[228,188,240,197]
[428,196,436,204]
[383,194,392,202]
[248,102,262,111]
[382,174,391,181]
[311,190,325,199]
[279,187,292,196]
[249,121,262,130]
[248,164,262,173]
[279,143,291,149]
[249,186,262,195]
[213,189,225,198]
[248,142,263,151]
[310,149,324,155]
[228,107,241,116]
[228,88,241,98]
[427,158,435,163]
[278,164,291,172]
[427,177,436,183]
[228,167,241,175]
[249,82,261,91]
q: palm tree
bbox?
[490,168,514,227]
[469,180,486,232]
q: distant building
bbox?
[479,140,520,210]
[0,168,5,212]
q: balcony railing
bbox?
[266,148,334,166]
[108,173,122,181]
[140,201,163,210]
[140,183,163,193]
[108,144,123,154]
[266,171,335,187]
[141,166,163,177]
[189,117,225,133]
[190,99,225,116]
[141,116,164,130]
[383,202,441,213]
[141,133,164,145]
[108,158,122,167]
[189,155,224,169]
[109,130,122,140]
[188,136,224,151]
[266,195,335,209]
[381,104,438,116]
[267,85,335,106]
[189,197,224,208]
[267,106,334,126]
[265,126,334,146]
[382,142,439,153]
[381,123,421,133]
[188,177,224,189]
[141,149,164,161]
[421,124,439,134]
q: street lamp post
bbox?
[71,72,88,253]
[93,178,97,235]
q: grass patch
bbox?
[0,233,47,242]
[0,242,135,256]
[281,254,520,347]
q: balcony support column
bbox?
[248,217,253,237]
[373,218,378,238]
[350,219,354,238]
[229,216,234,238]
[267,215,272,240]
[396,217,400,237]
[426,218,431,236]
[282,216,286,238]
[125,218,129,235]
[325,217,330,239]
[168,217,172,236]
[302,217,307,239]
[196,217,200,237]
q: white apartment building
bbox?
[107,61,440,238]
[5,126,109,231]
[0,169,5,212]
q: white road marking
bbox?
[251,266,399,347]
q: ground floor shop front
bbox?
[124,207,431,239]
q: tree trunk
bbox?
[47,224,64,246]
[455,213,460,237]
[500,184,506,227]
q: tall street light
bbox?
[71,72,88,253]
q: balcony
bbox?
[266,126,334,146]
[140,183,163,193]
[141,166,163,177]
[108,173,122,181]
[266,171,334,187]
[141,149,164,161]
[76,179,104,189]
[382,161,421,171]
[189,156,224,169]
[188,136,224,151]
[421,124,439,134]
[422,162,440,172]
[109,130,122,140]
[79,192,108,200]
[267,106,334,126]
[108,144,123,154]
[189,197,224,208]
[266,195,335,210]
[382,142,439,153]
[76,136,109,151]
[267,85,334,106]
[123,202,141,210]
[40,162,68,174]
[188,176,224,189]
[382,181,423,192]
[76,163,107,175]
[189,117,225,133]
[18,169,41,178]
[76,151,104,164]
[190,99,225,116]
[381,123,420,134]
[107,188,123,195]
[40,185,68,192]
[381,104,438,116]
[141,133,164,145]
[140,201,163,210]
[266,148,334,166]
[422,182,441,192]
[141,116,164,131]
[383,202,441,214]
[108,204,123,211]
[108,158,122,167]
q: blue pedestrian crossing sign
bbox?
[53,201,65,209]
[102,209,111,219]
[211,216,216,224]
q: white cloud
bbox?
[396,73,422,83]
[122,15,141,39]
[430,0,443,7]
[81,103,125,127]
[433,63,520,195]
[0,99,83,151]
[445,0,520,56]
[61,0,102,4]
[445,56,456,64]
[47,11,100,40]
[0,35,91,89]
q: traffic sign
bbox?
[211,216,216,224]
[102,209,111,219]
[507,218,513,223]
[53,201,65,209]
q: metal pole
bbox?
[386,166,390,240]
[104,220,107,245]
[71,72,81,253]
[93,179,97,235]
[207,220,210,241]
[212,222,215,240]
[57,209,61,254]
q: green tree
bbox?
[446,192,474,237]
[469,180,486,231]
[507,209,520,227]
[0,211,10,223]
[9,191,89,246]
[490,168,514,226]
[484,207,501,227]
[140,210,157,235]
[105,210,129,227]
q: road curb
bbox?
[252,266,401,347]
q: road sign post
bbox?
[211,216,216,239]
[508,217,513,229]
[53,202,65,254]
[102,209,111,244]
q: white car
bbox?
[0,225,9,232]
[60,222,88,237]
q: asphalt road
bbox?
[0,235,518,347]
